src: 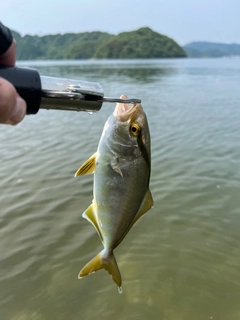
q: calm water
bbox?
[1,58,240,320]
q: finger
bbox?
[0,40,16,67]
[0,77,26,125]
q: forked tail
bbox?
[78,249,122,288]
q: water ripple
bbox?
[1,59,240,320]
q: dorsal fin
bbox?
[75,152,97,176]
[116,189,153,247]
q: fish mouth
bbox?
[114,95,137,120]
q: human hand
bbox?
[0,39,26,125]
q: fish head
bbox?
[110,94,150,159]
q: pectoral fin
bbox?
[75,152,97,176]
[111,156,123,177]
[82,202,103,243]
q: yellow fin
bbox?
[78,249,122,288]
[75,152,97,176]
[116,189,153,247]
[132,189,154,225]
[82,202,103,242]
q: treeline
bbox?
[12,27,187,60]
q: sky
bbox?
[1,0,240,45]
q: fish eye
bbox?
[130,123,140,136]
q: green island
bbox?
[12,27,186,60]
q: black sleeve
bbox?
[0,22,13,55]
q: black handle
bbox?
[0,66,42,114]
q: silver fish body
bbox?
[75,95,153,290]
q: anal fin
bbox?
[82,202,103,243]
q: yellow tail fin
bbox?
[78,250,122,288]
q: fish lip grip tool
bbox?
[0,66,141,114]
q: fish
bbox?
[75,94,153,291]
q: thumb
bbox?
[8,96,26,125]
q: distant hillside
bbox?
[95,27,186,59]
[183,42,240,57]
[12,30,112,60]
[12,27,186,60]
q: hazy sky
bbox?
[1,0,240,45]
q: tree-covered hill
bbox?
[12,30,112,60]
[12,27,186,60]
[94,27,186,59]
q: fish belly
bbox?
[93,153,149,250]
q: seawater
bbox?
[0,58,240,320]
